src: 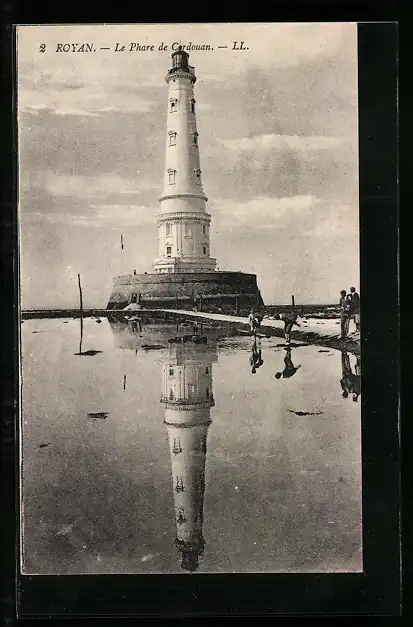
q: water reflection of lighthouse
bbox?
[161,342,217,572]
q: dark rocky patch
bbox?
[74,350,103,356]
[288,410,323,416]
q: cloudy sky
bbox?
[17,23,359,309]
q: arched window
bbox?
[203,246,207,255]
[202,224,206,235]
[194,169,201,184]
[169,388,174,400]
[193,132,199,145]
[168,169,176,185]
[165,222,171,236]
[166,246,172,257]
[168,131,177,146]
[190,98,196,113]
[170,98,178,112]
[184,223,193,238]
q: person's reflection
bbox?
[129,317,142,333]
[340,351,361,402]
[161,341,217,573]
[275,346,301,380]
[249,336,264,374]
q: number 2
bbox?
[39,43,46,53]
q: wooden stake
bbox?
[78,274,83,355]
[292,295,295,310]
[79,316,84,355]
[78,273,83,313]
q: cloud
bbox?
[17,23,356,116]
[18,77,155,116]
[202,130,356,203]
[31,171,157,199]
[212,194,358,236]
[213,194,314,228]
[29,203,155,228]
[220,133,345,154]
[88,204,155,227]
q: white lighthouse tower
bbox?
[153,47,216,275]
[161,343,217,572]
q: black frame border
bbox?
[1,11,400,621]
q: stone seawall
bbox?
[107,271,264,315]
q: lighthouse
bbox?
[107,49,264,314]
[161,342,217,572]
[153,46,216,274]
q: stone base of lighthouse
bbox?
[107,271,264,315]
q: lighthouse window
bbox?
[169,368,174,376]
[193,132,198,145]
[190,98,196,113]
[169,388,174,400]
[184,223,193,237]
[187,383,195,397]
[206,387,210,397]
[170,98,178,112]
[175,478,185,493]
[194,169,201,184]
[172,438,182,455]
[205,367,209,374]
[168,131,177,146]
[202,224,206,235]
[166,246,172,257]
[168,169,176,185]
[165,222,171,236]
[203,246,207,255]
[176,508,186,524]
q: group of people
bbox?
[339,287,360,338]
[249,308,299,346]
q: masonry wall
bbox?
[107,271,264,314]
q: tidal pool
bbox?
[20,316,362,574]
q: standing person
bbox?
[276,311,300,346]
[249,309,259,336]
[339,290,351,339]
[348,286,360,332]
